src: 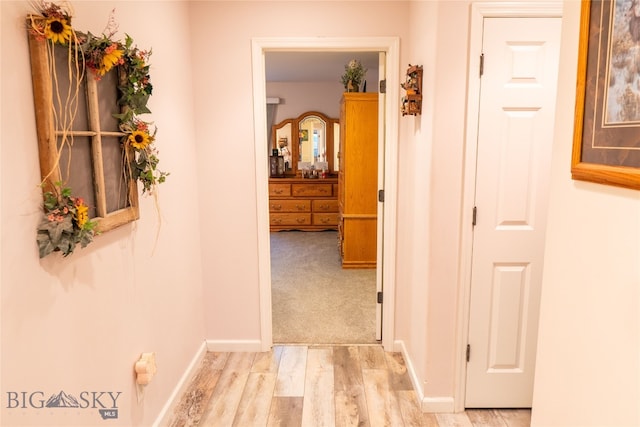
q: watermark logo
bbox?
[45,390,78,408]
[6,390,121,420]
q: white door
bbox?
[376,51,386,341]
[465,17,561,408]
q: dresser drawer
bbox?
[269,200,311,212]
[270,213,311,226]
[312,199,338,212]
[291,183,332,197]
[269,183,291,197]
[313,213,339,226]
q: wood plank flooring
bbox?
[168,345,531,427]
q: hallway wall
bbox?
[188,0,412,349]
[1,2,206,426]
[532,2,640,425]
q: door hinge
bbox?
[472,206,477,227]
[479,53,484,77]
[466,344,471,362]
[377,291,383,304]
[378,189,385,202]
[379,79,387,94]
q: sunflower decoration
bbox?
[28,1,75,45]
[128,129,151,150]
[98,43,124,76]
[44,16,72,44]
[121,119,168,194]
[79,33,125,78]
[74,198,89,228]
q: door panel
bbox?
[376,51,386,341]
[465,17,561,408]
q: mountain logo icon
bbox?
[45,391,80,408]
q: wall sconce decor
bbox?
[401,64,423,116]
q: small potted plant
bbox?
[341,59,367,92]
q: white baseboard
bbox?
[153,340,207,427]
[152,339,263,426]
[205,339,263,352]
[394,339,425,402]
[394,340,456,413]
[421,396,455,413]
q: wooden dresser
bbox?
[269,178,339,231]
[338,93,378,268]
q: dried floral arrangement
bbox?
[340,59,367,92]
[27,1,168,258]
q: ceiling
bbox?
[265,51,380,83]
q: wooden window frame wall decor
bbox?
[571,0,640,190]
[27,3,167,258]
[28,30,140,234]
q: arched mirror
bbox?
[271,111,339,177]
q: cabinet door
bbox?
[340,94,378,214]
[341,217,377,268]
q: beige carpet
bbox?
[270,230,378,344]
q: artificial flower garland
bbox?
[29,1,168,257]
[37,182,99,257]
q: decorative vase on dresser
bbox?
[338,92,378,269]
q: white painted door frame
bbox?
[251,37,400,351]
[454,2,563,412]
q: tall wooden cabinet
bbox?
[338,93,378,268]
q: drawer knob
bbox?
[272,204,282,210]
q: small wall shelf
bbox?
[401,64,423,116]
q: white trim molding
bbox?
[396,339,455,413]
[422,397,456,414]
[455,1,563,413]
[205,339,263,353]
[251,37,400,351]
[153,341,207,427]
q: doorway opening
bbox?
[251,37,400,351]
[266,52,379,345]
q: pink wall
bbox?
[532,2,640,425]
[267,82,345,123]
[1,2,205,425]
[188,0,412,344]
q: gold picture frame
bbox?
[571,0,640,190]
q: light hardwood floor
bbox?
[168,345,530,427]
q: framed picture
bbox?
[572,0,640,190]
